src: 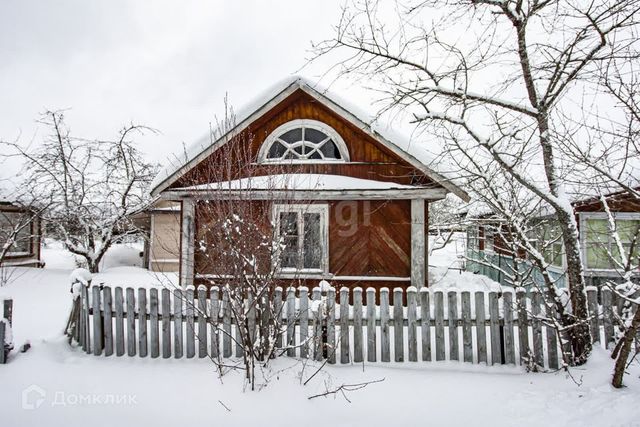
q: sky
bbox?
[0,0,369,173]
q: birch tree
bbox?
[1,110,156,272]
[313,0,639,365]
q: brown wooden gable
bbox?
[172,89,438,189]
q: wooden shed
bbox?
[0,200,43,268]
[149,77,468,291]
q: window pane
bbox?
[586,243,610,269]
[616,219,640,243]
[0,212,31,253]
[303,213,321,269]
[304,128,328,143]
[279,212,299,268]
[267,141,287,158]
[279,128,303,144]
[585,219,609,242]
[319,140,341,159]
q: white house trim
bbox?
[257,119,350,163]
[578,211,640,275]
[272,203,329,275]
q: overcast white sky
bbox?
[1,0,371,172]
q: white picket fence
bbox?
[74,285,618,369]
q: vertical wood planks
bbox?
[503,291,516,365]
[380,288,390,362]
[546,300,559,370]
[300,287,309,359]
[475,291,487,364]
[174,289,184,359]
[138,288,148,358]
[274,287,283,350]
[340,287,350,364]
[197,286,207,358]
[602,288,614,348]
[114,287,124,357]
[488,292,501,365]
[393,288,404,362]
[531,290,544,368]
[149,288,159,359]
[366,288,376,362]
[247,293,257,351]
[353,288,364,363]
[461,291,472,363]
[286,287,295,357]
[586,287,600,343]
[327,287,336,364]
[126,288,136,357]
[407,287,418,362]
[103,287,113,357]
[78,289,86,350]
[209,287,219,358]
[161,288,171,359]
[84,284,91,354]
[312,287,323,361]
[435,291,445,361]
[516,288,529,364]
[222,289,231,358]
[186,287,195,359]
[448,291,459,361]
[420,289,431,362]
[0,321,4,364]
[92,286,103,356]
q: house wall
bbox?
[465,191,640,289]
[192,199,426,291]
[149,205,181,273]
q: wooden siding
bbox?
[171,89,437,188]
[193,199,420,287]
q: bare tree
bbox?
[1,110,156,272]
[170,107,325,390]
[312,0,640,365]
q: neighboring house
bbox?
[0,201,42,268]
[464,188,640,288]
[149,76,468,290]
[131,199,181,273]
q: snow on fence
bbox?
[1,298,13,364]
[73,285,618,368]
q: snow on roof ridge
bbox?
[175,173,421,192]
[150,75,468,200]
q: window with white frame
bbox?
[467,225,479,250]
[273,204,328,272]
[484,226,495,252]
[582,213,640,270]
[258,120,349,163]
[0,211,32,255]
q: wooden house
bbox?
[148,77,468,291]
[464,188,640,288]
[0,201,43,268]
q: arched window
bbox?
[258,120,350,163]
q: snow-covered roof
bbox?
[150,76,469,201]
[176,174,421,192]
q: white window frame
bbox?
[272,204,329,275]
[0,211,33,257]
[483,225,495,254]
[257,119,350,164]
[579,212,640,275]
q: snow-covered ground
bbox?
[0,240,639,427]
